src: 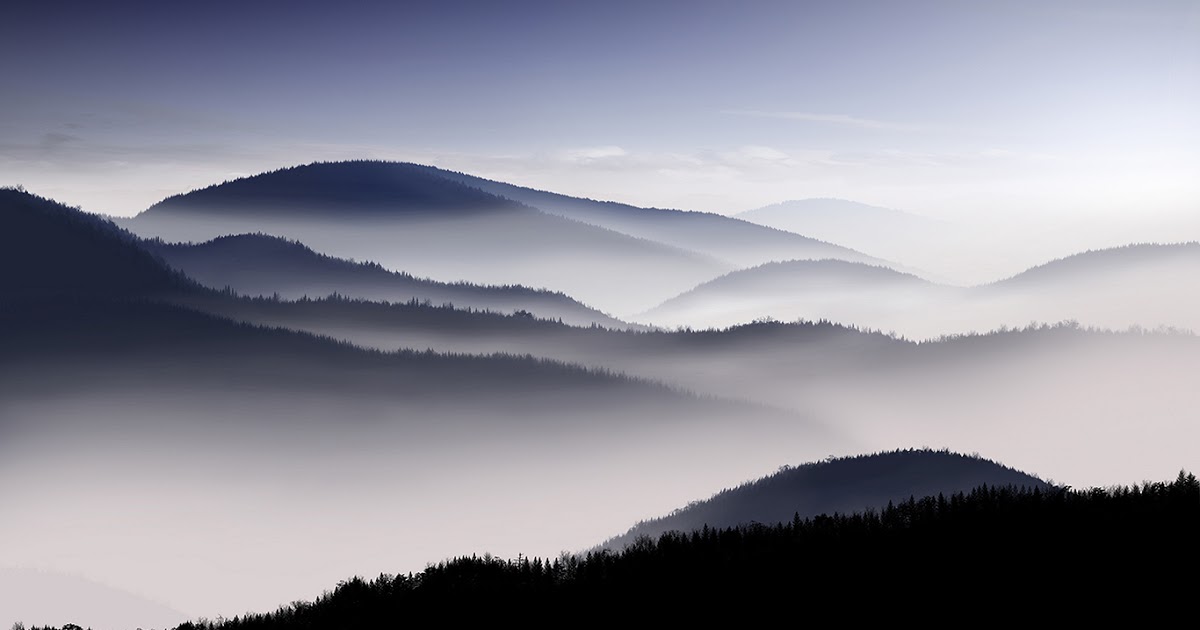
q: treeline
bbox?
[154,473,1200,627]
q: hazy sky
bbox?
[2,0,1198,219]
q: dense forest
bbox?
[26,473,1194,628]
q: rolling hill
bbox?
[144,233,632,328]
[602,449,1050,549]
[1,188,839,623]
[0,188,192,298]
[639,258,953,333]
[413,165,888,269]
[640,244,1200,336]
[736,198,963,276]
[123,161,730,314]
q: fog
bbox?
[168,294,1200,488]
[5,167,1199,627]
[638,245,1200,338]
[0,301,840,624]
[123,210,725,315]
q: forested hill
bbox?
[603,449,1050,549]
[103,471,1195,627]
[0,188,192,298]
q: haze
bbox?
[2,2,1198,628]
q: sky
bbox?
[2,0,1198,221]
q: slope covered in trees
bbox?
[601,449,1051,549]
[124,161,728,314]
[137,471,1198,627]
[0,188,192,298]
[144,233,631,328]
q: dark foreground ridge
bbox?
[29,470,1189,628]
[603,448,1051,549]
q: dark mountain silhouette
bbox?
[142,161,529,218]
[414,165,891,269]
[70,472,1192,627]
[602,448,1049,549]
[0,188,192,298]
[3,191,843,626]
[124,161,728,314]
[144,233,632,328]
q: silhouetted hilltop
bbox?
[145,234,632,328]
[411,164,890,268]
[135,472,1196,627]
[602,449,1049,549]
[143,161,528,218]
[0,188,191,298]
[124,162,728,314]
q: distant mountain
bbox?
[142,161,529,218]
[603,449,1050,549]
[144,234,632,328]
[124,161,729,314]
[736,198,952,268]
[639,259,952,332]
[414,166,888,269]
[990,242,1200,289]
[2,190,838,623]
[641,243,1200,336]
[0,188,191,298]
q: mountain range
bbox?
[639,244,1200,336]
[144,233,631,328]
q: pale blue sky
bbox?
[2,0,1197,219]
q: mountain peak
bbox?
[143,160,528,218]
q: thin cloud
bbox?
[726,109,921,131]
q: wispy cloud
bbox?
[725,109,921,131]
[559,145,628,163]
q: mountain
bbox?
[412,165,888,269]
[0,188,191,298]
[123,161,729,314]
[736,198,955,271]
[104,473,1199,626]
[2,189,837,621]
[639,259,952,333]
[144,233,632,328]
[991,241,1200,289]
[641,243,1200,336]
[602,449,1050,549]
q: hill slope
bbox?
[124,161,729,314]
[418,165,888,268]
[144,234,631,328]
[603,449,1049,549]
[0,188,191,298]
[642,243,1200,336]
[2,190,838,622]
[640,259,951,332]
